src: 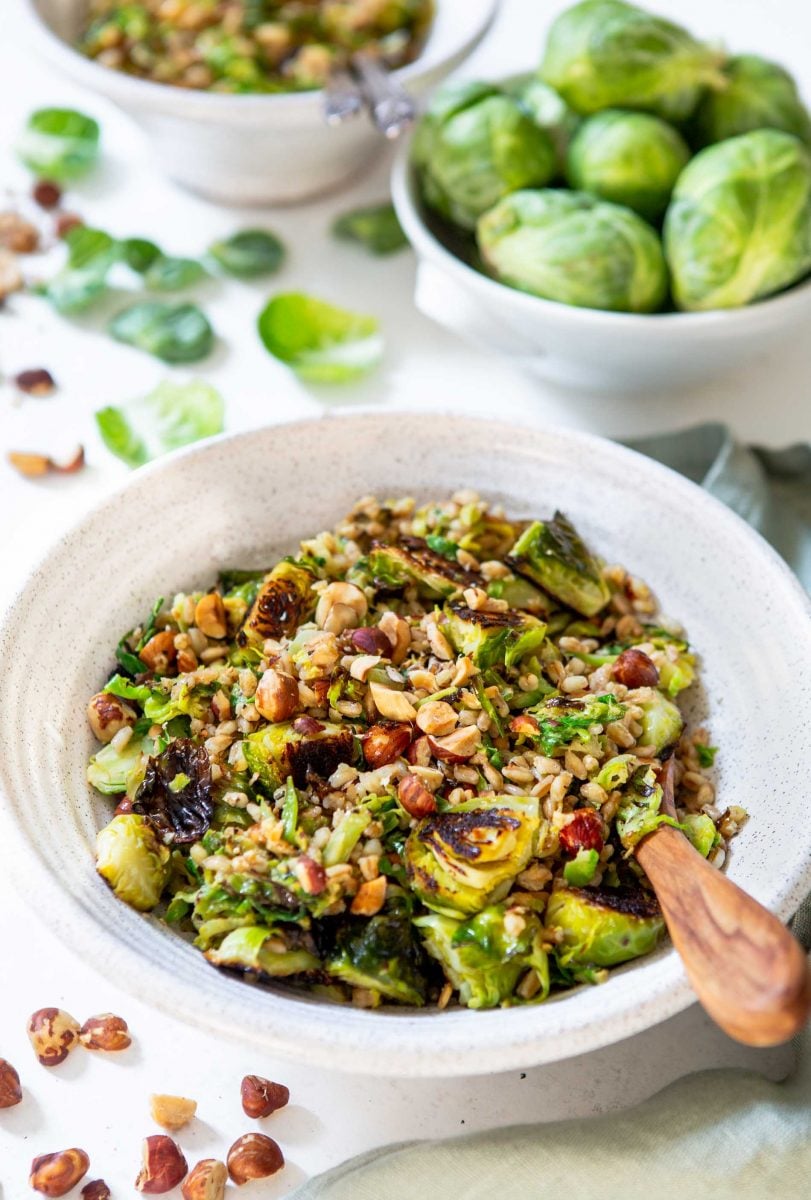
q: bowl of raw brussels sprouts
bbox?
[22,0,498,204]
[392,0,811,392]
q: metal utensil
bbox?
[352,54,416,139]
[323,67,364,126]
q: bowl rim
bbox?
[20,0,500,114]
[390,133,811,329]
[2,409,811,1076]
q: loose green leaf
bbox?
[17,107,100,181]
[425,534,459,560]
[40,225,119,313]
[144,255,207,292]
[281,777,300,846]
[121,238,162,273]
[695,743,718,768]
[257,292,382,383]
[95,379,224,468]
[108,301,214,362]
[209,229,285,278]
[332,203,408,255]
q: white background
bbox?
[1,1,809,1195]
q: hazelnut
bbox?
[0,210,39,253]
[406,735,432,767]
[397,774,436,818]
[79,1013,131,1051]
[362,722,412,768]
[350,875,387,916]
[32,180,62,209]
[81,1182,111,1200]
[377,611,410,664]
[368,681,417,722]
[182,1159,227,1200]
[349,626,392,656]
[27,1008,80,1067]
[292,856,327,895]
[30,1148,90,1197]
[255,667,299,723]
[509,714,540,738]
[427,726,481,762]
[177,647,198,673]
[613,647,659,689]
[194,592,228,639]
[56,212,83,239]
[240,1075,290,1119]
[315,581,367,634]
[135,1135,188,1194]
[0,247,23,300]
[87,693,137,743]
[149,1093,197,1131]
[0,1058,22,1107]
[416,700,458,737]
[14,367,57,395]
[138,630,177,673]
[226,1132,284,1185]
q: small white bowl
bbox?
[1,412,810,1076]
[22,0,498,205]
[391,147,811,393]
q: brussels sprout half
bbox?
[441,600,546,670]
[96,814,171,911]
[692,55,811,150]
[637,690,683,753]
[206,924,320,977]
[237,560,316,649]
[326,911,429,1005]
[546,885,665,975]
[368,536,480,599]
[243,721,355,792]
[506,511,610,616]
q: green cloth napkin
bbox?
[291,425,811,1200]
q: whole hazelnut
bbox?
[150,1092,197,1131]
[255,666,299,723]
[227,1132,284,1185]
[79,1013,132,1051]
[27,1008,80,1066]
[81,1182,111,1200]
[240,1075,290,1119]
[181,1159,228,1200]
[397,773,436,818]
[0,1058,22,1107]
[135,1135,188,1194]
[30,1148,90,1197]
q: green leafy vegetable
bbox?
[17,107,100,180]
[144,255,207,292]
[563,847,600,885]
[424,534,459,560]
[40,225,119,314]
[209,229,285,278]
[95,379,224,468]
[327,911,428,1005]
[121,237,162,273]
[692,55,811,149]
[257,292,382,382]
[108,301,214,362]
[95,814,170,911]
[695,743,718,768]
[616,763,682,851]
[507,510,610,616]
[546,885,665,976]
[332,203,408,255]
[529,693,625,756]
[281,777,300,846]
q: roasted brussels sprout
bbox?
[441,600,546,670]
[243,721,354,791]
[133,739,213,844]
[637,690,683,752]
[692,55,811,149]
[546,885,665,975]
[513,77,580,169]
[406,796,541,916]
[527,693,626,756]
[368,536,479,599]
[506,511,610,616]
[477,189,668,313]
[664,130,811,311]
[540,0,725,122]
[237,561,315,649]
[682,812,719,858]
[416,903,550,1008]
[326,911,428,1005]
[417,92,557,230]
[206,925,320,977]
[616,762,681,850]
[95,814,171,911]
[566,109,690,220]
[87,734,146,796]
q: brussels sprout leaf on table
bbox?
[17,107,100,181]
[258,292,383,382]
[38,225,119,314]
[208,229,285,278]
[332,203,408,255]
[95,380,224,468]
[109,300,214,362]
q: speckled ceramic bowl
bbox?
[2,413,810,1076]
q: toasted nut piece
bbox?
[0,247,23,300]
[182,1159,227,1200]
[613,647,659,688]
[33,180,62,209]
[56,212,83,239]
[378,611,410,664]
[406,735,432,767]
[349,653,382,681]
[87,693,137,743]
[240,1075,290,1119]
[509,714,540,738]
[425,619,453,661]
[397,773,436,818]
[363,722,412,769]
[255,667,300,723]
[79,1013,131,1051]
[427,726,482,762]
[351,875,387,916]
[292,855,327,895]
[135,1135,188,1193]
[150,1093,197,1131]
[316,582,367,634]
[8,446,85,478]
[30,1148,90,1197]
[138,630,176,673]
[0,210,39,253]
[27,1008,80,1067]
[15,368,57,395]
[81,1182,111,1200]
[177,647,198,672]
[0,1058,22,1107]
[416,700,458,737]
[226,1132,284,1185]
[368,681,416,722]
[195,592,228,639]
[350,626,392,656]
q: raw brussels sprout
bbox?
[566,109,690,220]
[513,77,580,169]
[411,80,501,168]
[406,796,541,916]
[637,690,683,752]
[478,189,668,313]
[95,814,171,911]
[243,721,354,792]
[546,885,665,975]
[441,600,546,670]
[416,903,550,1009]
[237,560,315,649]
[540,0,725,122]
[368,536,479,599]
[206,925,320,976]
[664,130,811,310]
[417,93,557,230]
[507,510,610,616]
[326,912,428,1005]
[692,55,811,150]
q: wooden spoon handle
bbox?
[636,825,811,1046]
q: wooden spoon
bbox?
[635,757,811,1046]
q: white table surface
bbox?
[1,0,810,1195]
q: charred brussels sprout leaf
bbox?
[95,379,224,468]
[206,925,320,977]
[416,903,550,1008]
[326,912,428,1005]
[332,203,408,255]
[664,130,811,311]
[442,600,546,670]
[258,292,382,382]
[209,229,285,277]
[17,107,100,180]
[507,511,610,616]
[540,0,725,122]
[237,561,315,648]
[406,796,541,916]
[96,814,171,911]
[637,690,683,753]
[133,739,213,844]
[692,55,811,149]
[368,537,480,599]
[546,885,665,976]
[616,763,682,851]
[243,721,354,792]
[528,693,625,755]
[109,301,214,362]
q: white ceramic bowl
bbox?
[2,412,810,1076]
[391,148,811,394]
[22,0,497,204]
